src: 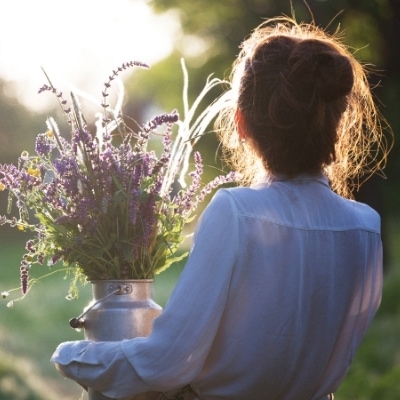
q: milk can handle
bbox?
[69,284,130,329]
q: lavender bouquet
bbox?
[0,60,236,302]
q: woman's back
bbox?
[187,174,382,399]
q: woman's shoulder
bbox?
[207,185,276,217]
[341,197,381,231]
[211,186,266,205]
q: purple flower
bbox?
[129,188,140,225]
[25,239,35,253]
[35,132,54,156]
[1,164,38,191]
[72,128,95,154]
[196,171,238,205]
[37,253,44,265]
[140,192,157,248]
[142,153,153,177]
[136,111,179,151]
[175,151,203,213]
[49,251,64,266]
[132,163,142,188]
[20,265,29,295]
[142,111,179,133]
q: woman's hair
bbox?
[216,16,392,198]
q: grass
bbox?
[335,273,400,399]
[0,348,63,400]
[0,220,399,399]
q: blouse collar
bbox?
[256,172,330,188]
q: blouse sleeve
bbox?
[51,189,239,397]
[122,189,239,387]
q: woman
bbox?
[52,17,391,400]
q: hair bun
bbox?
[288,40,354,103]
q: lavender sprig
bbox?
[101,61,150,127]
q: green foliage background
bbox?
[0,0,399,399]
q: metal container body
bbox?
[83,279,162,342]
[83,280,163,400]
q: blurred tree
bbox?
[128,0,397,264]
[0,81,45,163]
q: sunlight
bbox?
[0,0,180,112]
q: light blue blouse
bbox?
[52,174,382,400]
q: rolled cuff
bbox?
[51,340,151,399]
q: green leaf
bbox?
[155,252,188,275]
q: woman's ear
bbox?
[234,108,247,141]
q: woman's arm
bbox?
[51,189,238,398]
